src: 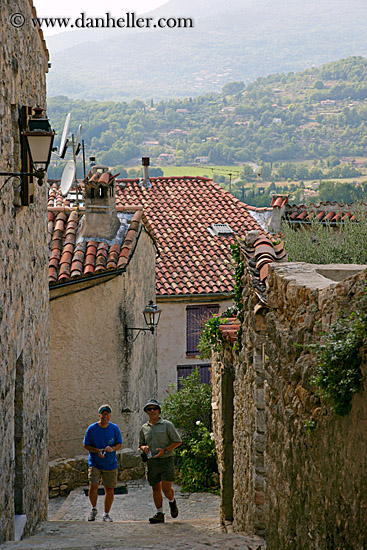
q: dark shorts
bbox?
[147,457,175,486]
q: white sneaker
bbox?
[103,513,113,522]
[88,508,97,521]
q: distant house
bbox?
[194,156,210,164]
[168,129,188,136]
[157,153,176,164]
[116,176,264,399]
[47,167,157,459]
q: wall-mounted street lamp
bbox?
[126,301,161,343]
[0,106,55,203]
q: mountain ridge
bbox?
[46,0,367,101]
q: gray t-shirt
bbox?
[139,418,181,459]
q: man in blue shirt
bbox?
[83,404,122,522]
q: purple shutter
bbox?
[177,364,211,389]
[186,304,219,355]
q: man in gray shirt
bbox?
[139,398,182,523]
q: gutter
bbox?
[156,292,234,304]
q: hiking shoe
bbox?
[103,513,113,522]
[149,511,165,523]
[169,499,179,518]
[88,508,97,521]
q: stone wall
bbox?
[0,0,49,543]
[49,449,145,498]
[212,263,267,535]
[264,264,367,550]
[212,261,367,549]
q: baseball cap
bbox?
[98,404,112,414]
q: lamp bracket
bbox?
[125,326,154,343]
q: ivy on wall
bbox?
[198,240,244,358]
[310,307,366,416]
[230,240,245,353]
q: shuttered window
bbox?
[177,364,211,389]
[186,304,219,356]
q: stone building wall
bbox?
[0,0,49,543]
[157,297,233,400]
[49,229,157,459]
[212,260,367,549]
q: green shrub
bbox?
[198,316,225,359]
[161,369,218,492]
[175,423,218,493]
[161,369,212,441]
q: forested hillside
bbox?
[48,57,367,174]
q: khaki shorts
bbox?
[88,467,118,489]
[147,457,175,486]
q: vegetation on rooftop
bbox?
[282,205,367,264]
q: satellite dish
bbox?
[60,160,76,196]
[75,124,82,156]
[59,113,71,158]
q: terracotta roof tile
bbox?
[219,317,240,343]
[240,230,288,305]
[47,181,143,286]
[283,201,367,225]
[114,176,264,296]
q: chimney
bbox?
[140,157,151,188]
[268,194,289,233]
[82,165,120,240]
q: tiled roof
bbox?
[48,182,143,286]
[114,177,264,296]
[239,230,287,305]
[217,230,287,343]
[283,201,366,224]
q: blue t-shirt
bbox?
[83,421,122,470]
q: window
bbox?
[177,364,211,389]
[186,304,219,356]
[207,223,234,236]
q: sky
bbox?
[33,0,168,35]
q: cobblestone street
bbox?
[1,480,265,550]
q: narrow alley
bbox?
[1,480,265,550]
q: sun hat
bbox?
[143,398,161,412]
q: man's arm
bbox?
[105,443,122,453]
[83,444,105,458]
[155,441,182,457]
